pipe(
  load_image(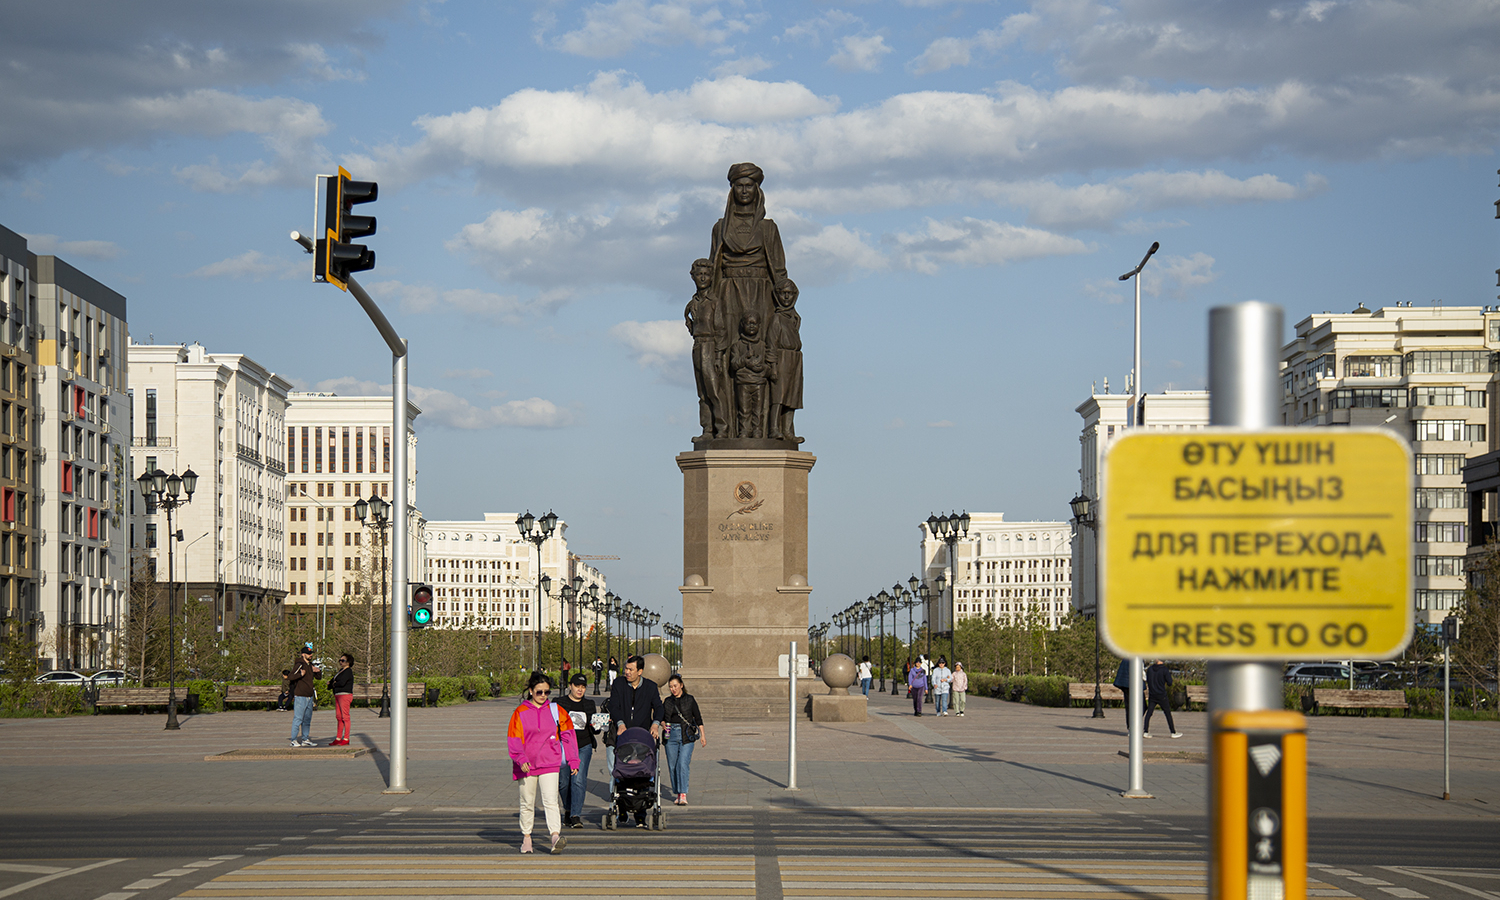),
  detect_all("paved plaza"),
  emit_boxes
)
[0,687,1496,900]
